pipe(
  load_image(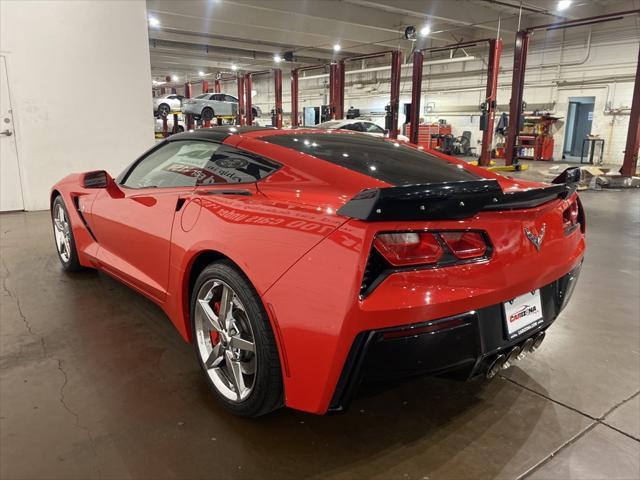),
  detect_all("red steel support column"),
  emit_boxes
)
[245,74,253,125]
[409,50,424,145]
[389,50,402,139]
[479,38,503,166]
[291,69,299,127]
[202,80,209,94]
[329,63,338,119]
[336,60,345,119]
[505,30,530,166]
[274,68,283,128]
[160,87,165,95]
[214,79,221,93]
[621,47,640,177]
[184,82,194,130]
[237,73,245,126]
